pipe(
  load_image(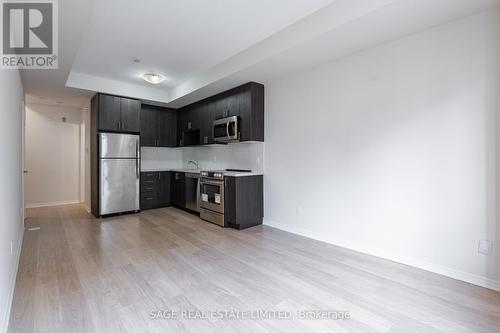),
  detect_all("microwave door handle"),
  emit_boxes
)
[226,122,230,140]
